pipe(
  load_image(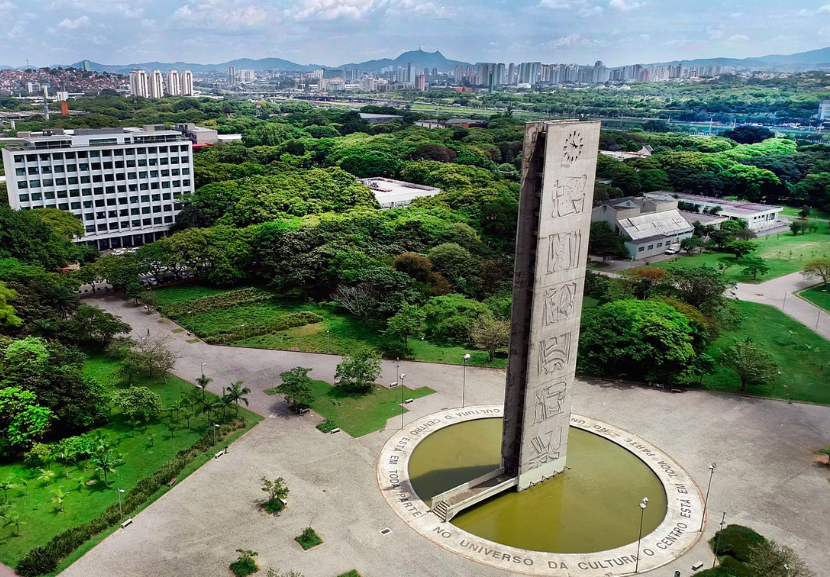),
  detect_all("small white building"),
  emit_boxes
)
[359,177,441,209]
[592,196,694,260]
[643,192,783,232]
[359,113,403,125]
